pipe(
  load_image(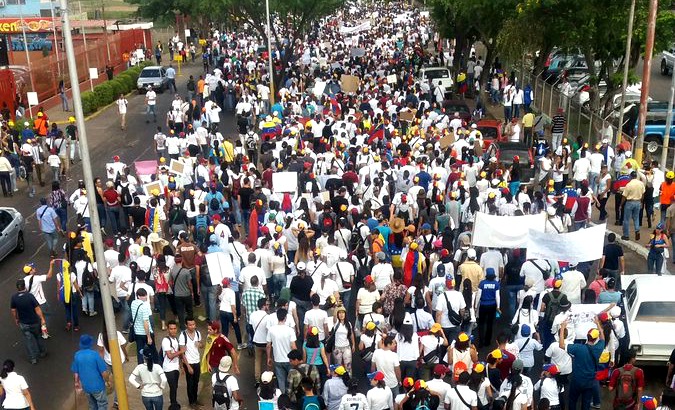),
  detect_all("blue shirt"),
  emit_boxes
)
[478,279,500,306]
[598,291,621,304]
[567,340,606,384]
[71,348,107,393]
[37,205,58,233]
